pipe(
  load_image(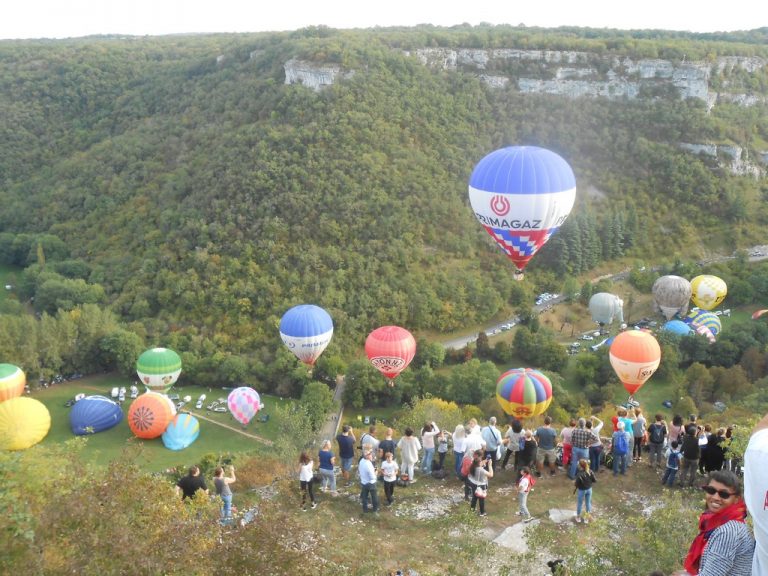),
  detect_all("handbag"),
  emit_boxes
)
[474,486,487,499]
